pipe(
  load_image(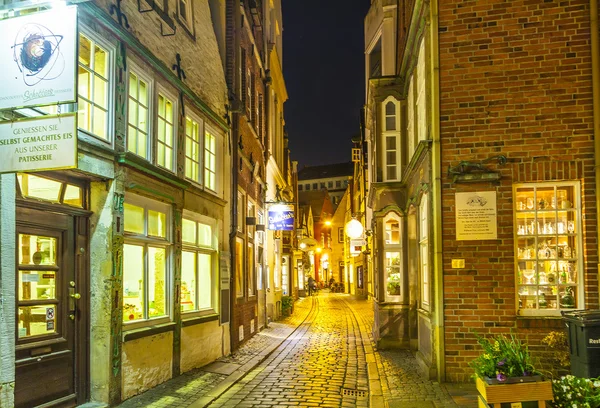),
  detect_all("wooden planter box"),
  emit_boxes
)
[476,376,553,408]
